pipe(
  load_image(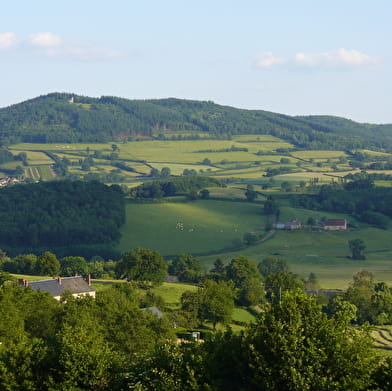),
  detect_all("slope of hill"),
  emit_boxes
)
[0,92,392,150]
